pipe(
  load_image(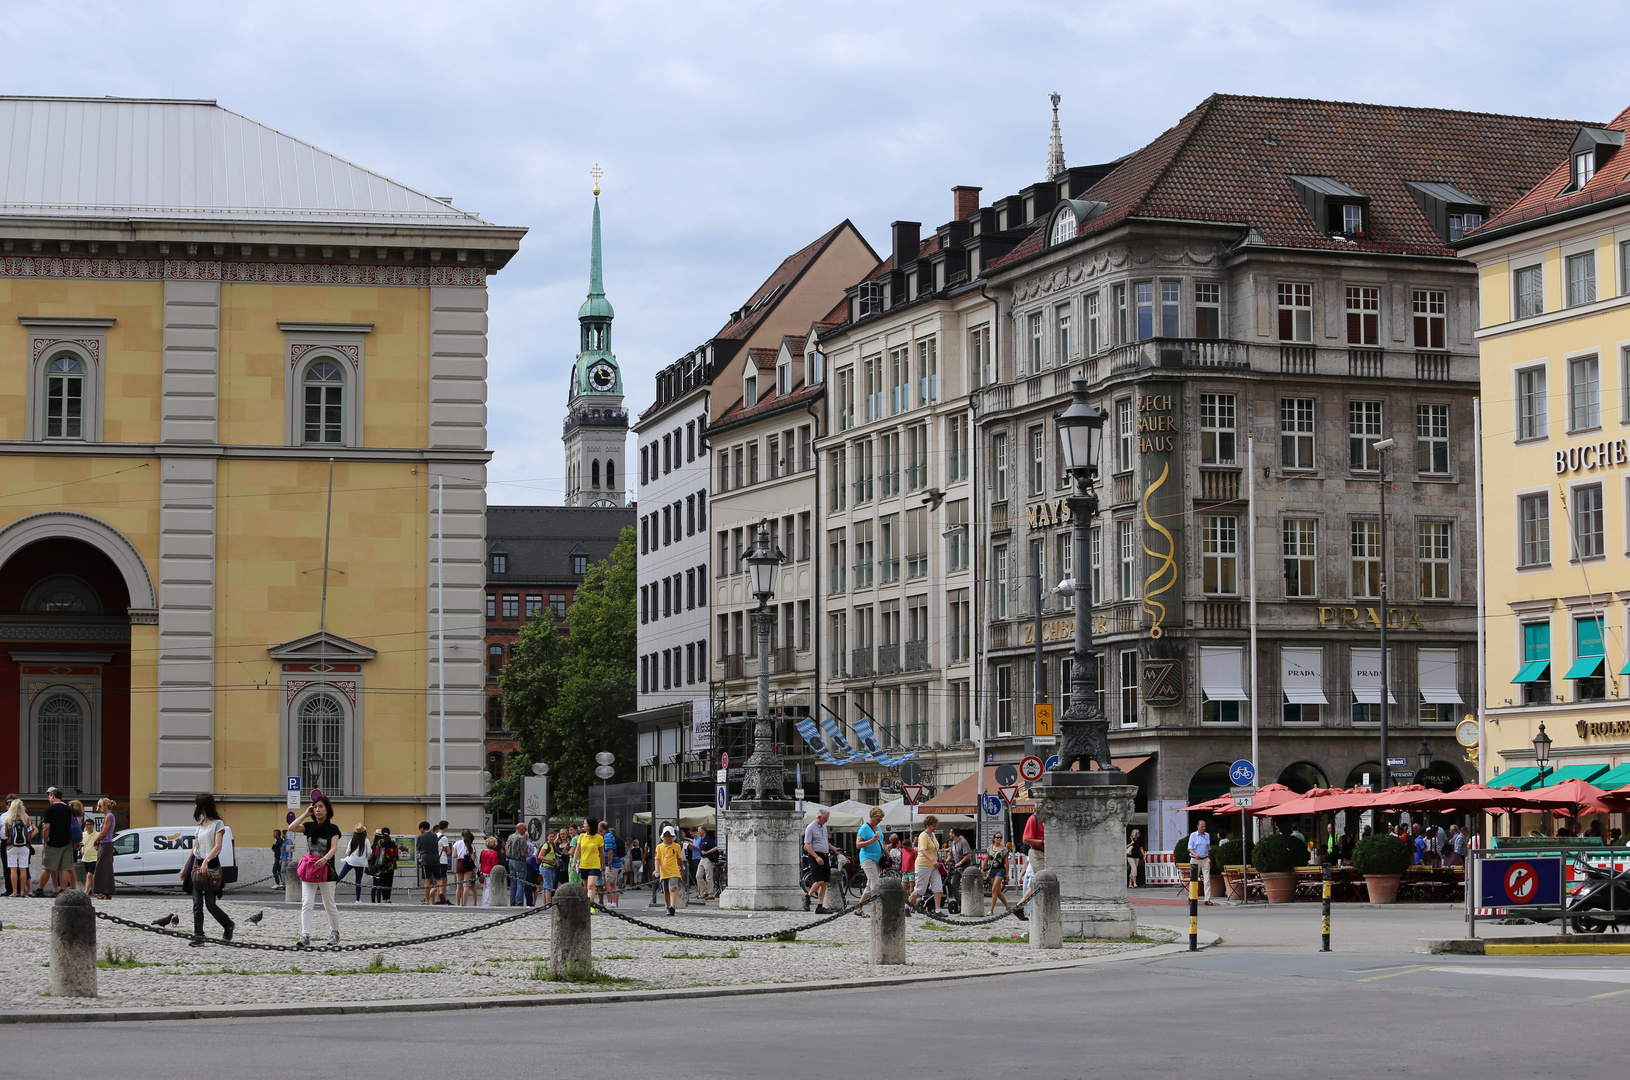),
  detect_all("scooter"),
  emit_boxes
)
[1567,860,1630,933]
